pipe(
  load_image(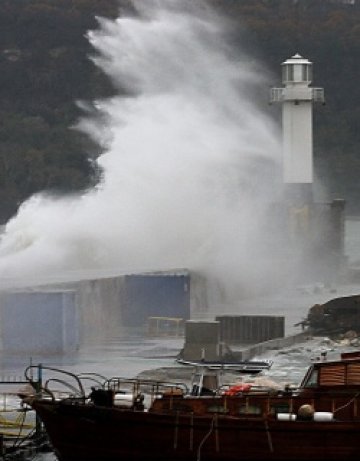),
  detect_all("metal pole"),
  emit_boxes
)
[35,364,43,439]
